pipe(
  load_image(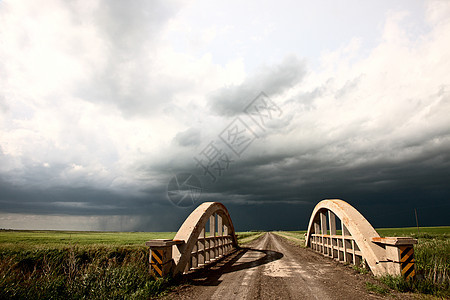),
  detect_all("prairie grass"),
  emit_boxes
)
[376,227,449,297]
[375,226,449,239]
[378,237,449,298]
[365,281,389,295]
[0,230,176,250]
[0,230,260,299]
[0,244,172,299]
